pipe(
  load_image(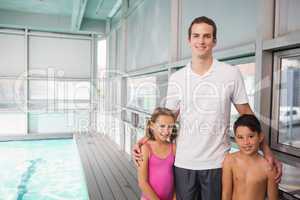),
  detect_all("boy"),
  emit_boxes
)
[222,114,278,200]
